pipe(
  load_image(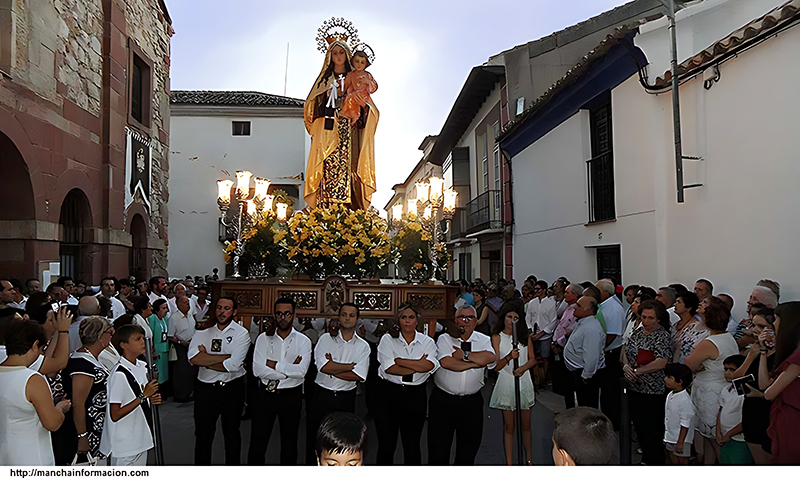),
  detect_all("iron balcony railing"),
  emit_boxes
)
[447,207,468,241]
[587,151,616,223]
[466,190,502,235]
